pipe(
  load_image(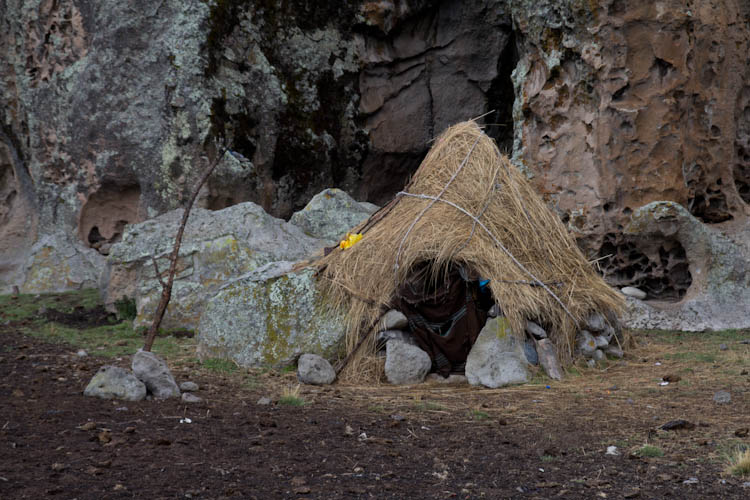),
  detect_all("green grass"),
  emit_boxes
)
[636,445,664,458]
[201,358,239,374]
[414,400,446,411]
[541,455,555,462]
[662,352,717,363]
[278,395,305,406]
[1,289,194,360]
[0,289,100,321]
[470,409,490,420]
